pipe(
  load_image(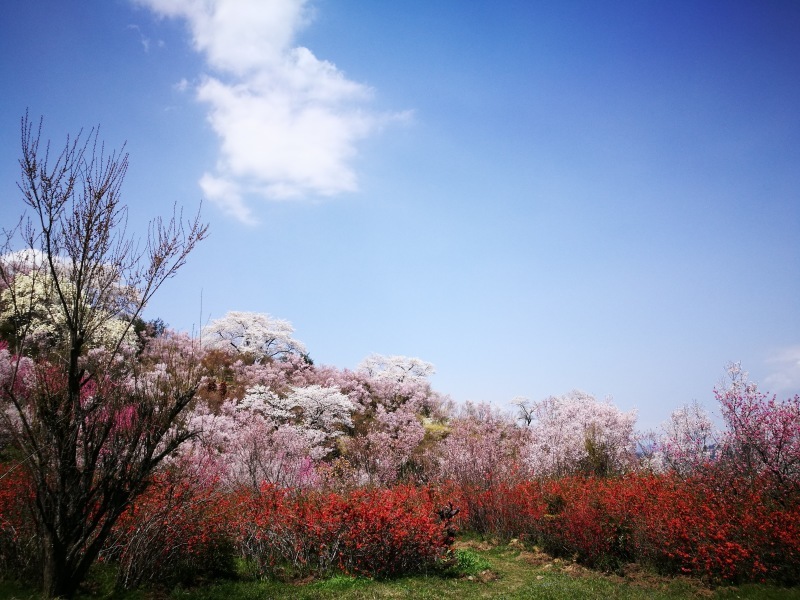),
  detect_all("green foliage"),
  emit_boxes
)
[448,548,491,576]
[578,424,615,477]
